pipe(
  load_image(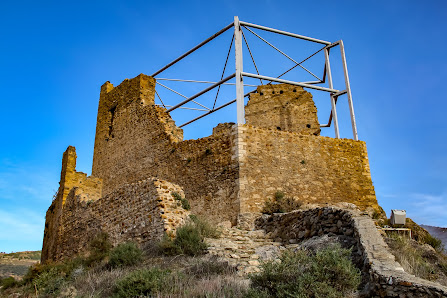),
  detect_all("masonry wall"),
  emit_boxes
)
[245,84,320,136]
[43,74,381,262]
[49,178,189,261]
[91,74,240,225]
[236,125,379,214]
[42,147,102,263]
